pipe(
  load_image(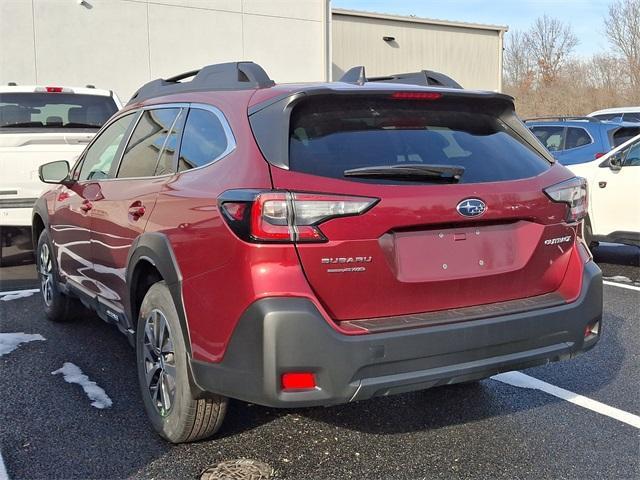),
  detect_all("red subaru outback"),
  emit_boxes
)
[33,62,602,443]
